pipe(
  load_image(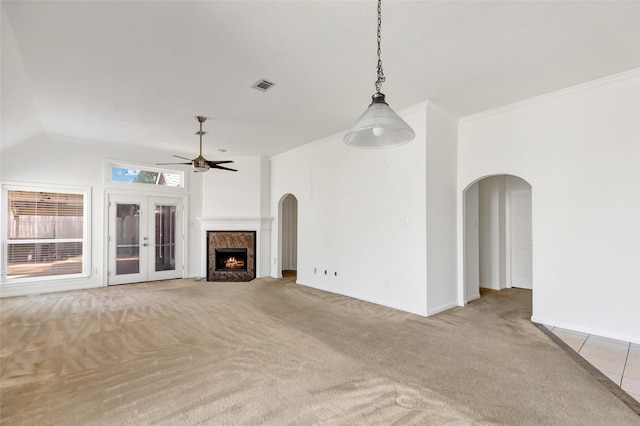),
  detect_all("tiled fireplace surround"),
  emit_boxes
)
[197,218,271,282]
[207,231,256,281]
